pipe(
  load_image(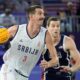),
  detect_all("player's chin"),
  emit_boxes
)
[54,32,59,36]
[39,22,43,26]
[52,33,57,37]
[40,20,44,23]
